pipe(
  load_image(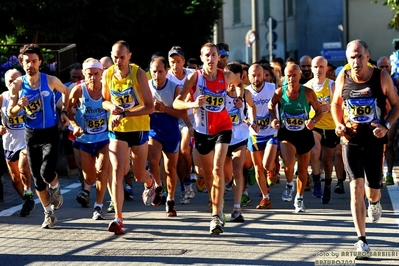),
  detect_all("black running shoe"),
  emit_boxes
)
[151,186,163,206]
[334,181,345,194]
[20,193,35,217]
